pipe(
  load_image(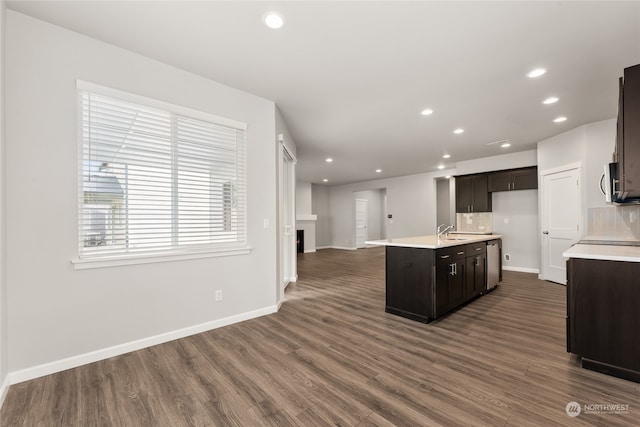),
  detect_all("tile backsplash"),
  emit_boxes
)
[456,212,493,233]
[585,206,640,242]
